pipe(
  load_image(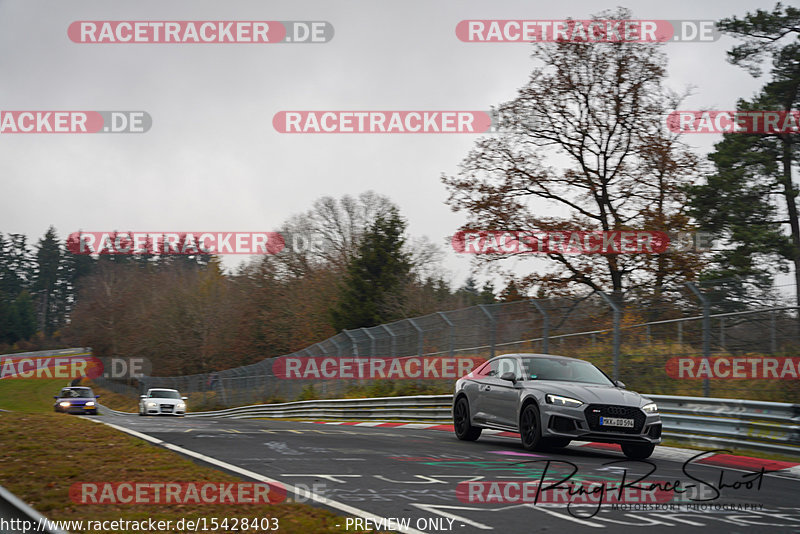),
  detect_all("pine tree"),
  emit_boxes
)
[330,207,412,330]
[33,226,63,336]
